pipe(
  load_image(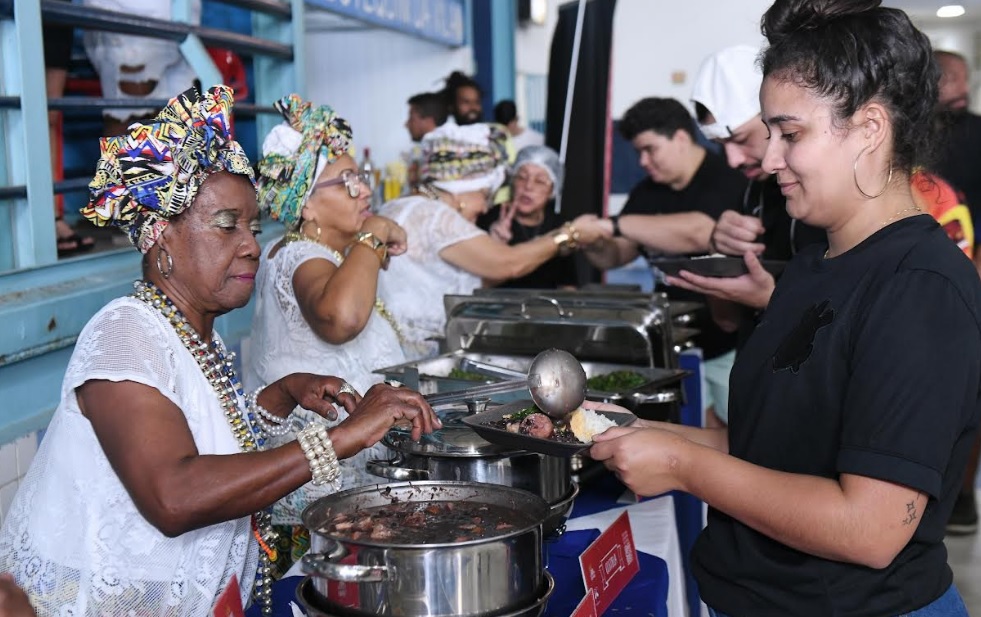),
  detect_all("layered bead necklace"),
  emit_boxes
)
[133,280,277,616]
[283,234,405,344]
